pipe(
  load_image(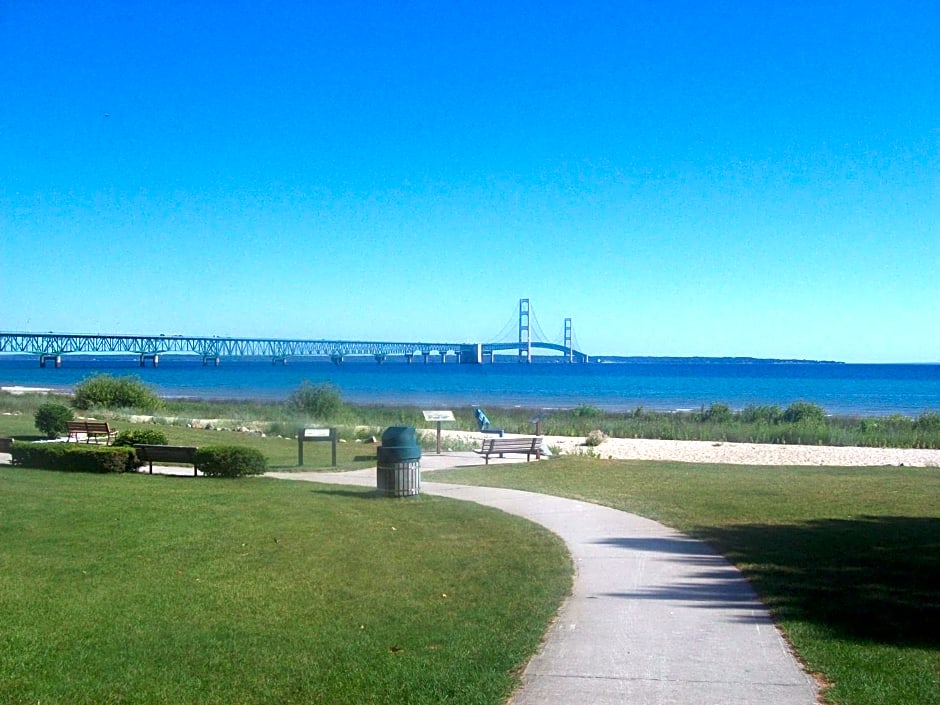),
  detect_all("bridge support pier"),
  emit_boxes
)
[203,356,221,366]
[39,355,62,368]
[422,352,430,364]
[140,354,159,367]
[459,344,483,364]
[405,354,414,364]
